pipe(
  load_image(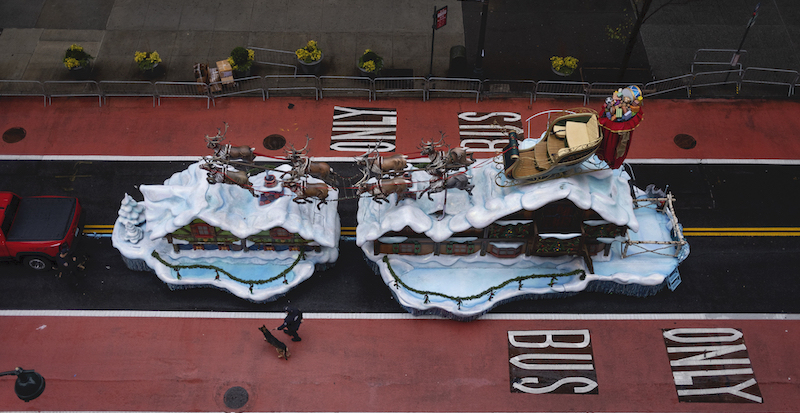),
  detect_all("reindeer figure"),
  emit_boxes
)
[283,178,329,209]
[284,135,337,185]
[354,151,408,176]
[355,170,414,205]
[419,133,475,175]
[205,122,255,163]
[200,162,255,196]
[420,173,474,201]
